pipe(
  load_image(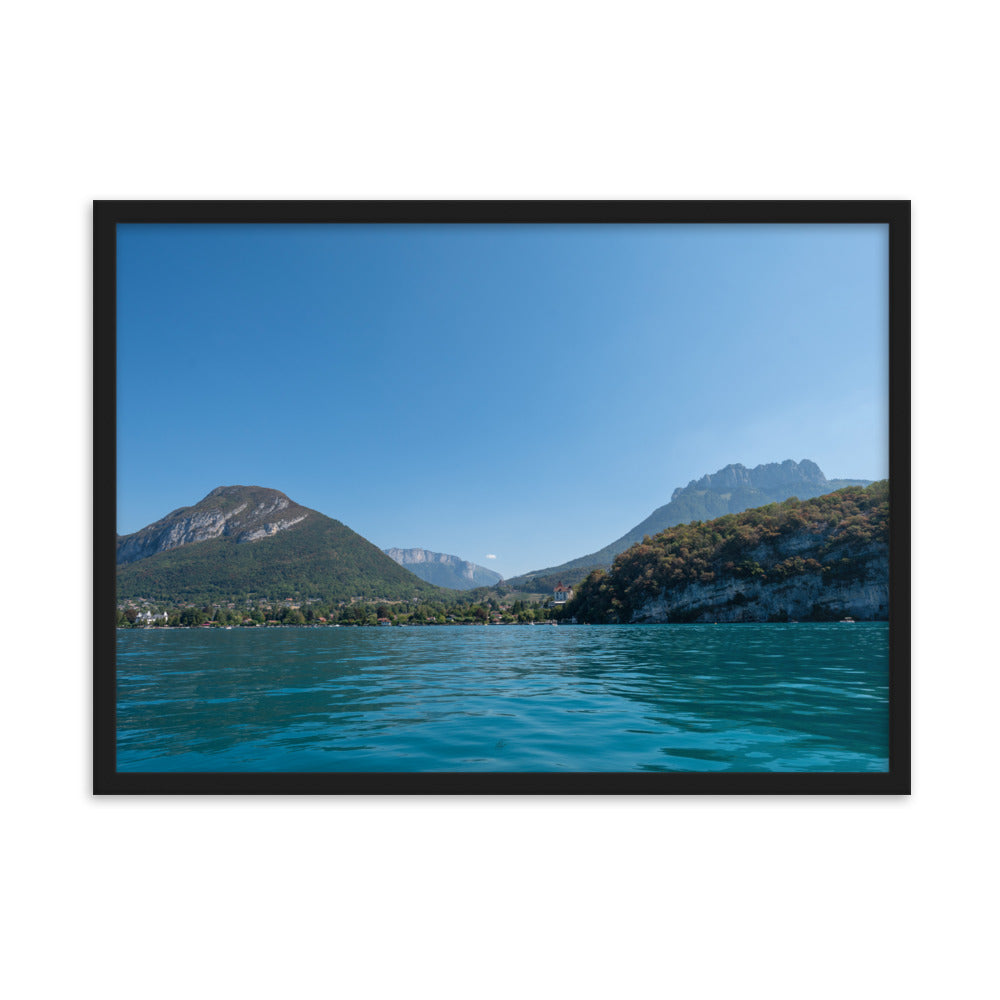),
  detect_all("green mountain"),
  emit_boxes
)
[507,459,871,592]
[116,485,451,604]
[564,482,889,624]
